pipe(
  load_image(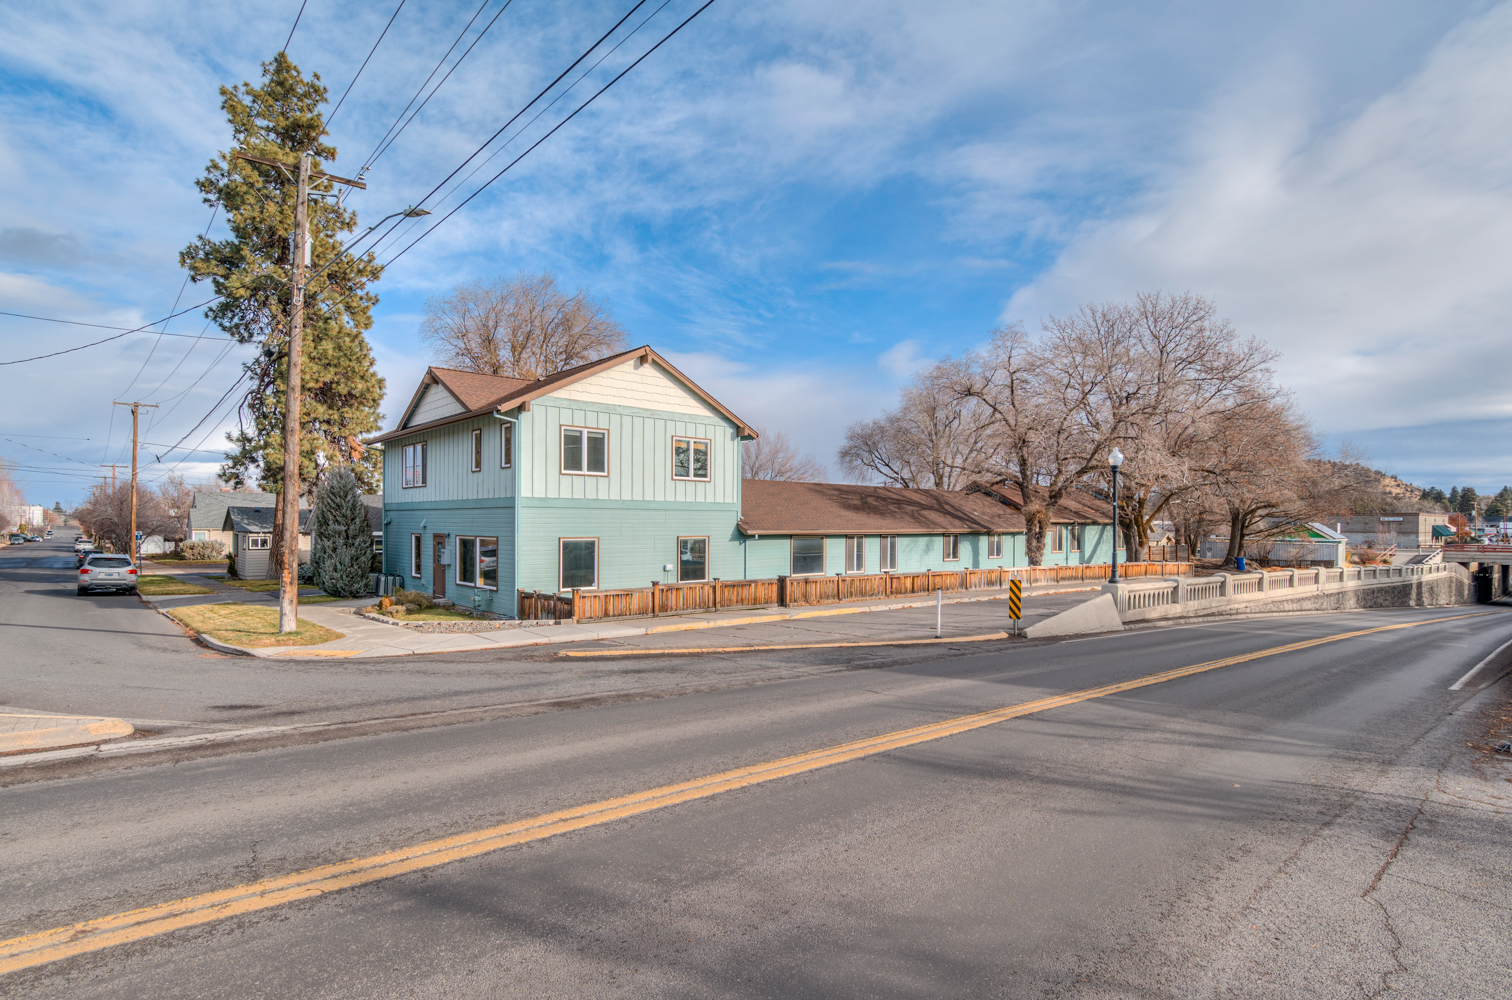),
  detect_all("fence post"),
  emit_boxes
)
[651,580,659,617]
[571,588,581,622]
[777,575,788,607]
